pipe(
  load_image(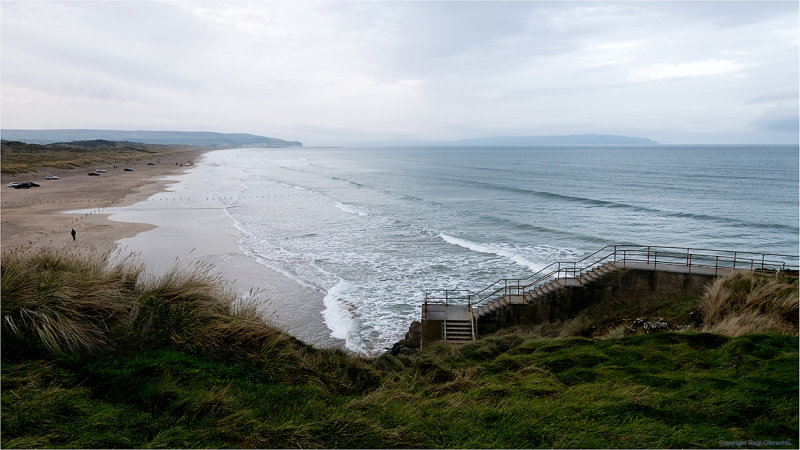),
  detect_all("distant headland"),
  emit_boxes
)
[0,129,302,148]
